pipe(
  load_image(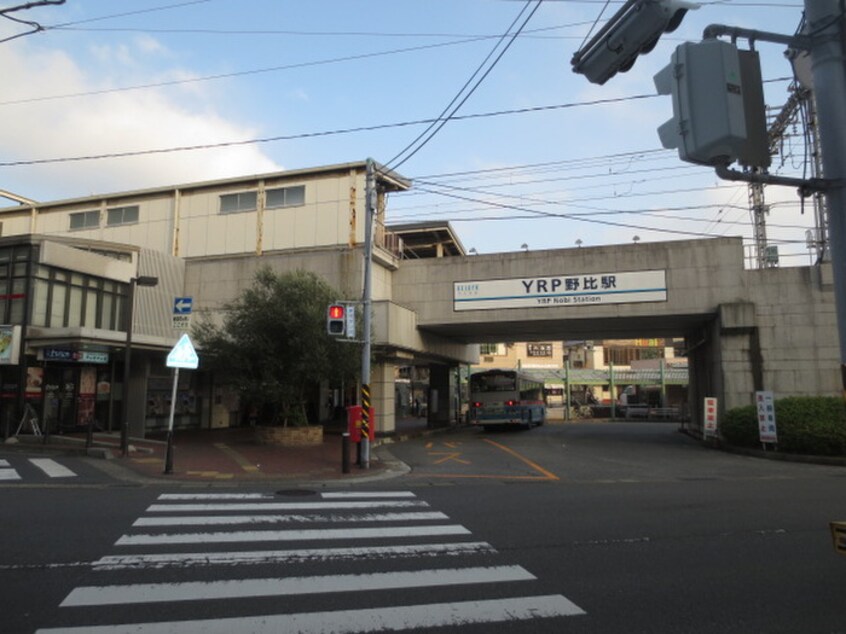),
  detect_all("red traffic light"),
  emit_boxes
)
[327,303,346,336]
